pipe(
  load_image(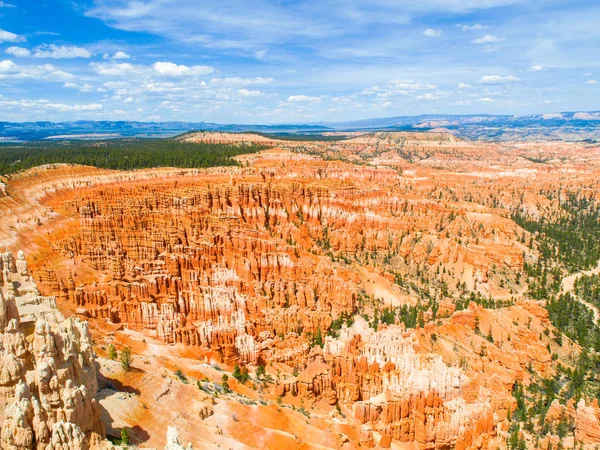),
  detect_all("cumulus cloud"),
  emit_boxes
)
[471,34,504,44]
[91,62,138,76]
[0,59,75,81]
[0,28,25,43]
[459,24,488,31]
[0,59,17,73]
[423,28,441,37]
[112,51,131,60]
[153,61,214,77]
[480,74,519,83]
[8,45,92,59]
[103,51,131,60]
[238,88,262,97]
[287,95,321,103]
[63,82,94,92]
[362,79,437,102]
[40,64,75,81]
[529,65,543,72]
[0,1,16,7]
[586,79,598,85]
[5,46,31,57]
[33,44,92,59]
[457,82,471,89]
[478,97,494,103]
